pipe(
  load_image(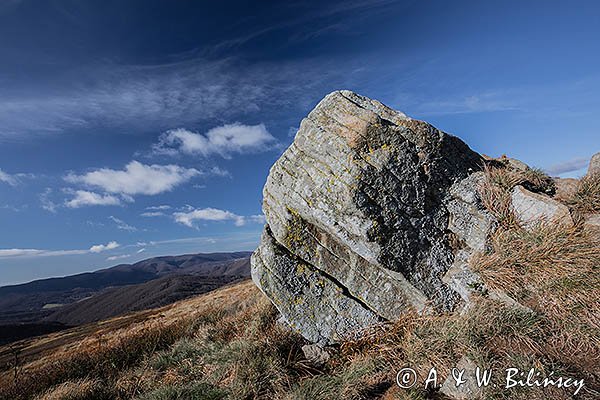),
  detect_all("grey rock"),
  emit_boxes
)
[511,185,573,229]
[251,228,380,345]
[252,90,496,344]
[440,356,484,400]
[588,152,600,177]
